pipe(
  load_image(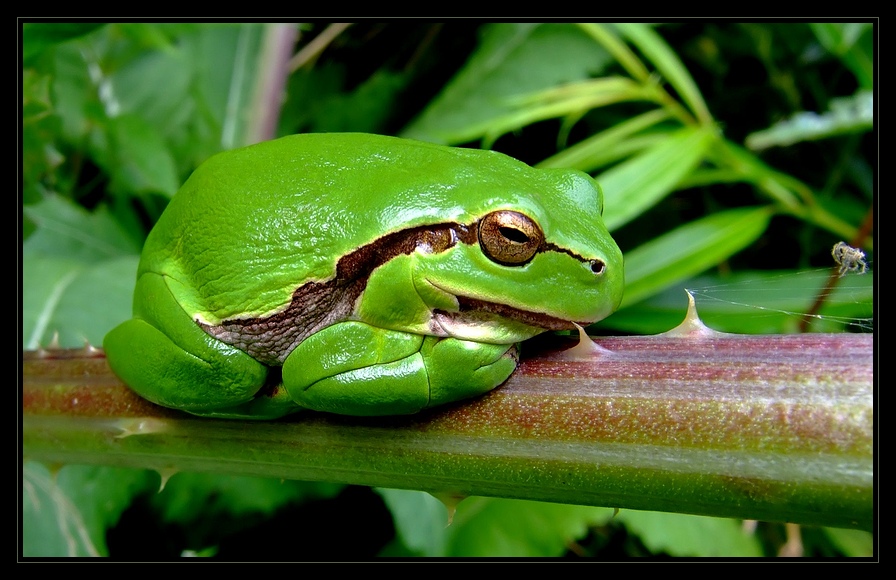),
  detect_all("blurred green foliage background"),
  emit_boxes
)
[22,21,874,558]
